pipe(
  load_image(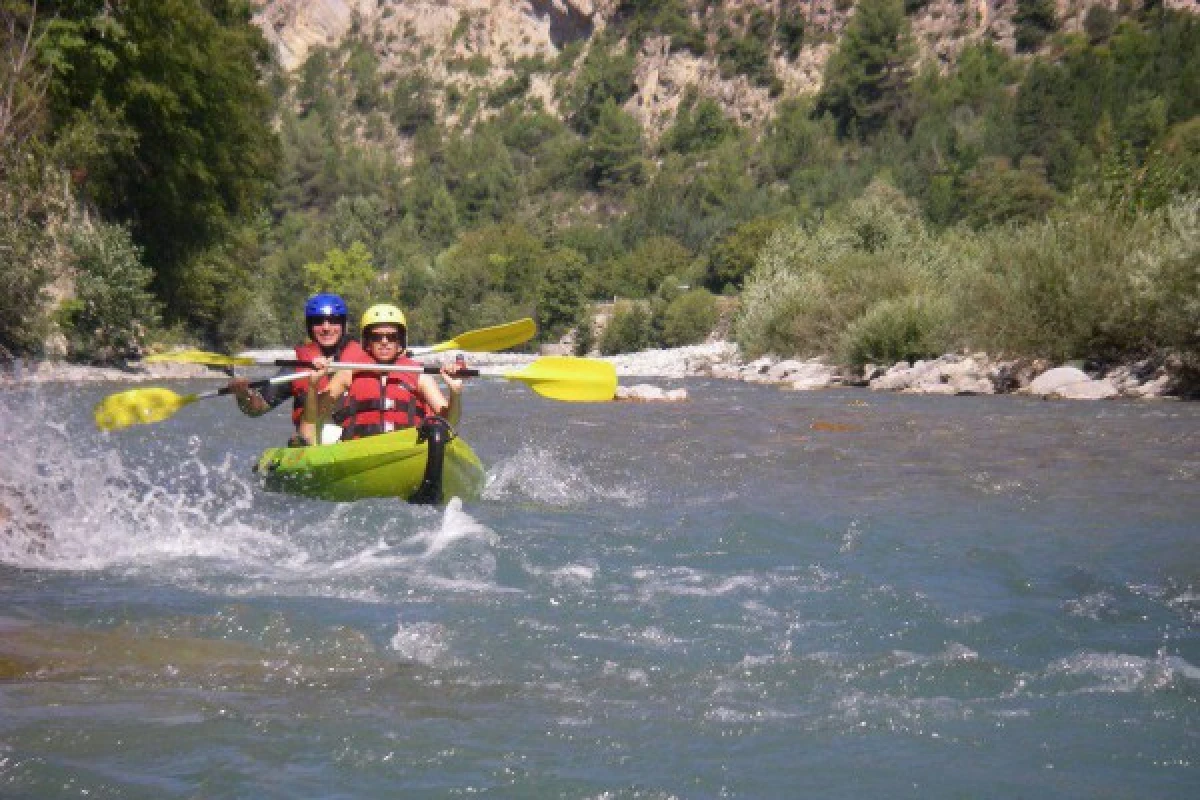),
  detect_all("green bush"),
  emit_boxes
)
[599,301,652,355]
[955,200,1198,362]
[62,221,160,362]
[661,289,718,347]
[837,294,949,367]
[735,180,950,358]
[0,163,60,357]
